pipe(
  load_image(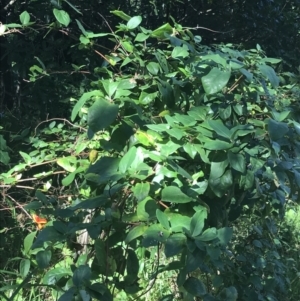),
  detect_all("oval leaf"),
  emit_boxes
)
[201,68,231,95]
[190,208,207,237]
[162,186,192,204]
[125,225,148,244]
[73,265,91,287]
[258,64,279,88]
[36,250,52,269]
[127,16,142,30]
[88,98,118,132]
[53,9,71,27]
[20,11,30,25]
[183,277,207,297]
